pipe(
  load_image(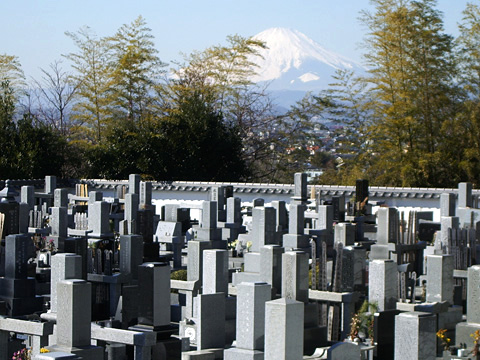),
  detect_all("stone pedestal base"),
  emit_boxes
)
[224,347,264,360]
[46,345,103,360]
